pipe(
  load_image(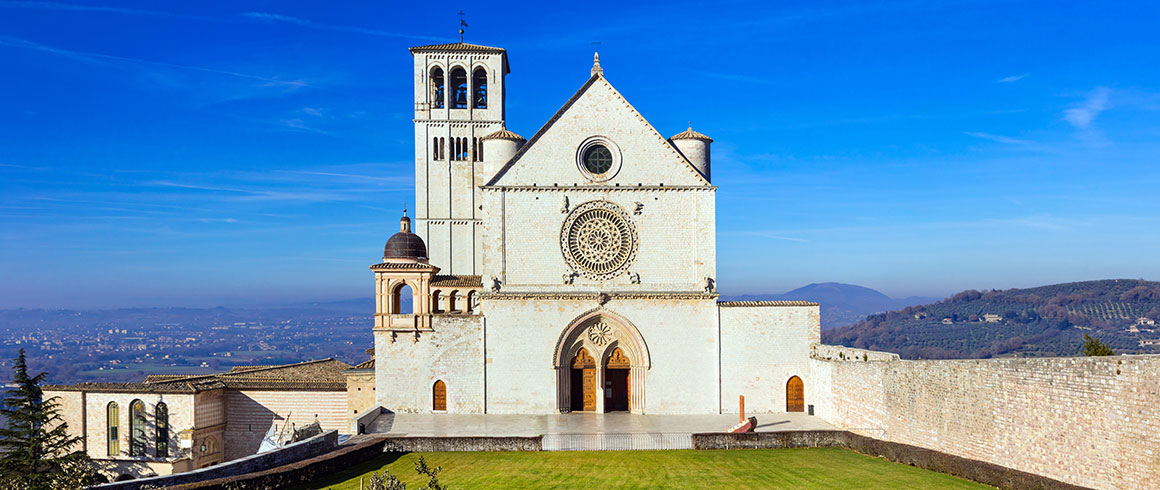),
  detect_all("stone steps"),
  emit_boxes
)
[541,432,693,451]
